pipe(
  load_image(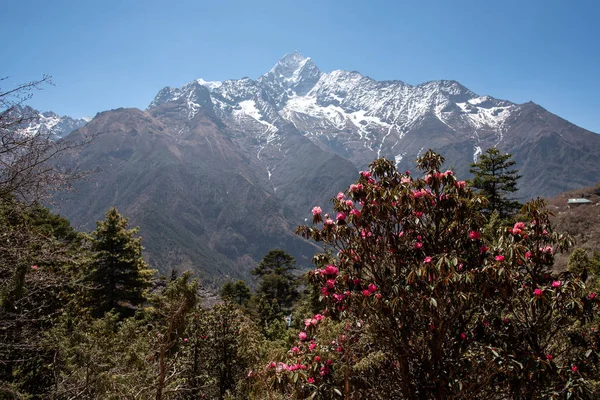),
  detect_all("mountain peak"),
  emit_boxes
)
[260,51,322,100]
[275,50,310,69]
